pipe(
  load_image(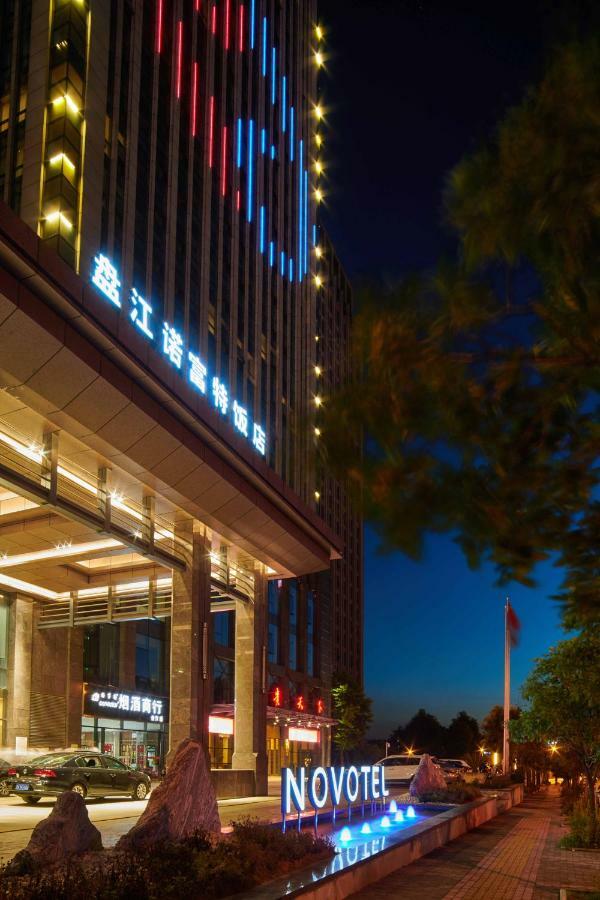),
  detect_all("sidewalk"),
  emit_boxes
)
[351,786,600,899]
